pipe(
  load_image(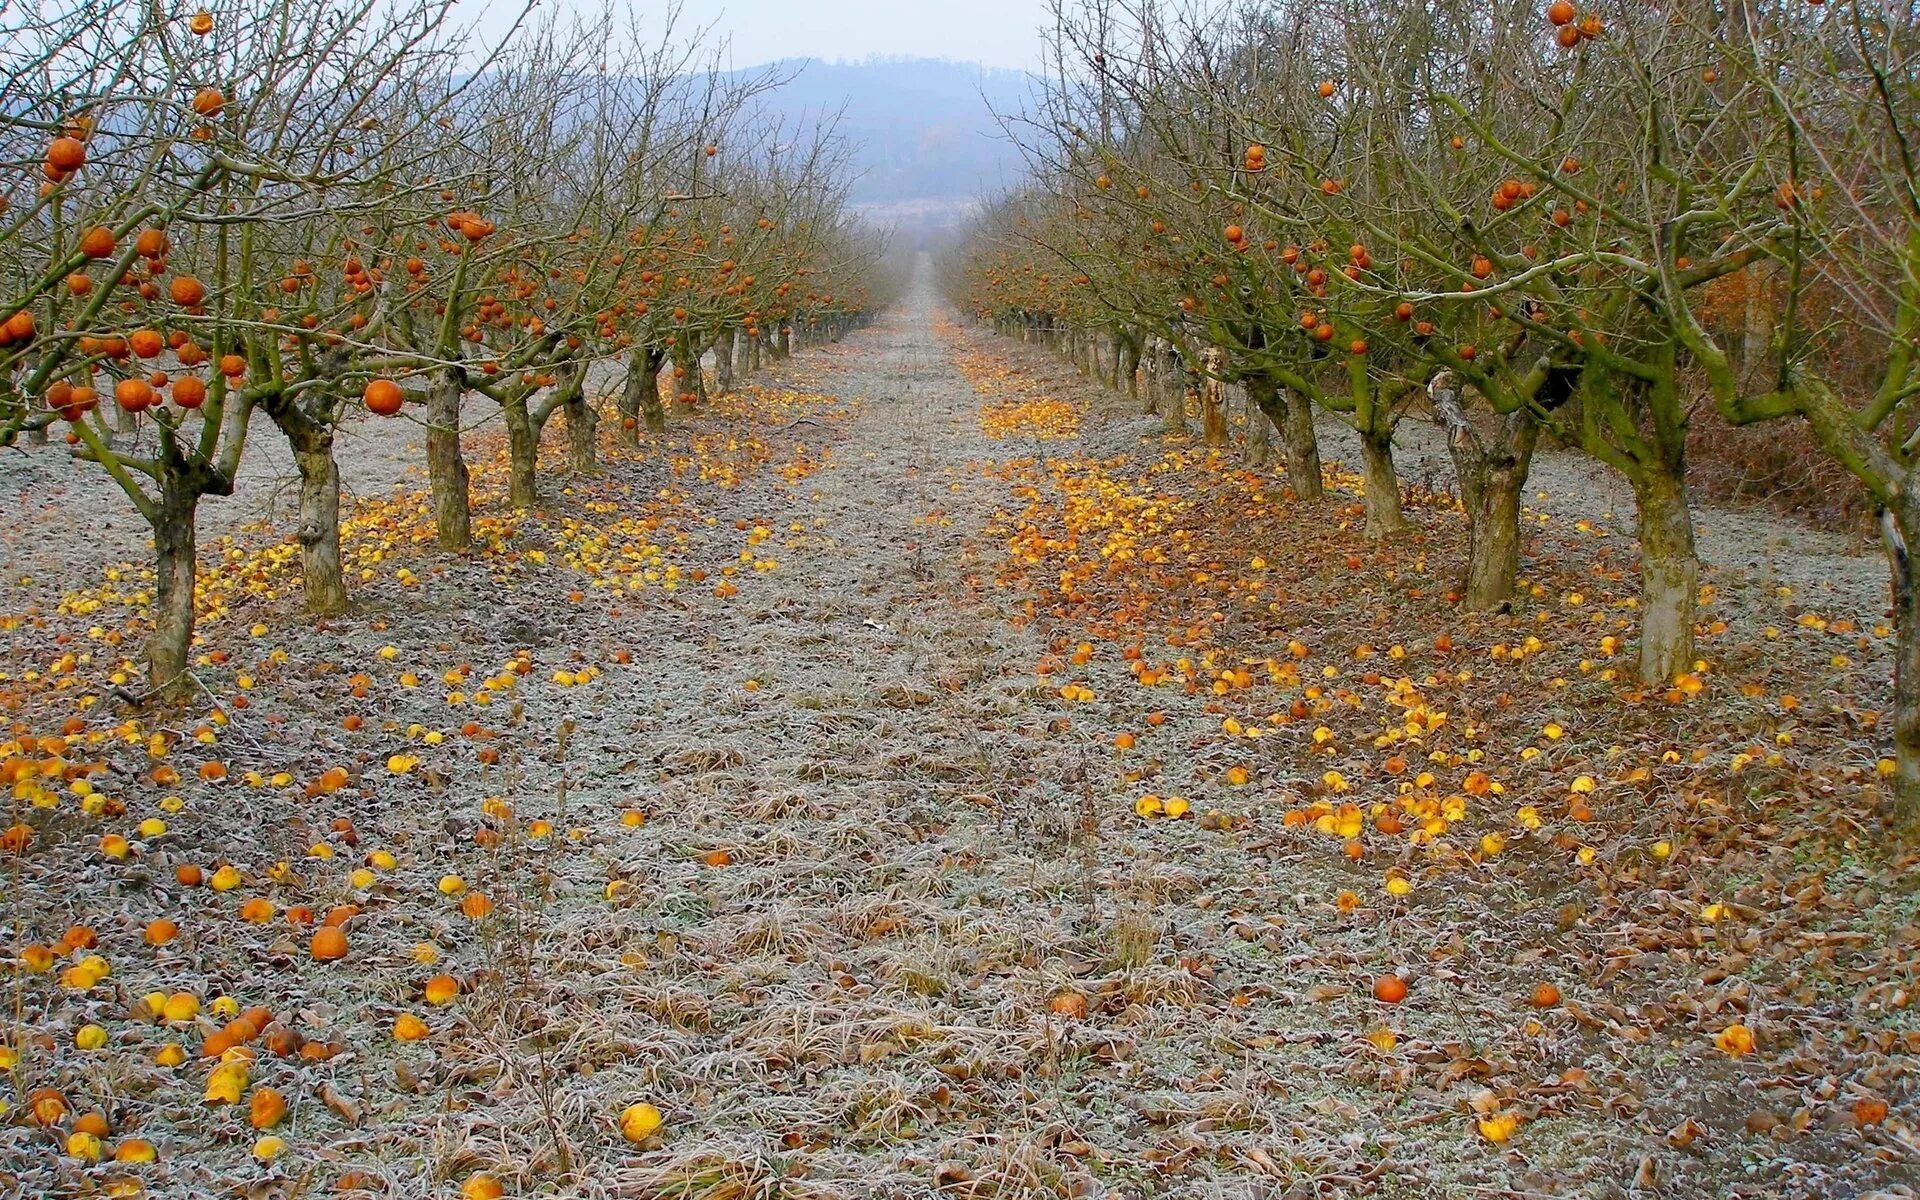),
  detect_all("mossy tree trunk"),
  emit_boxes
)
[1358,424,1409,539]
[1246,369,1322,500]
[620,345,666,440]
[427,369,471,552]
[1432,377,1536,611]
